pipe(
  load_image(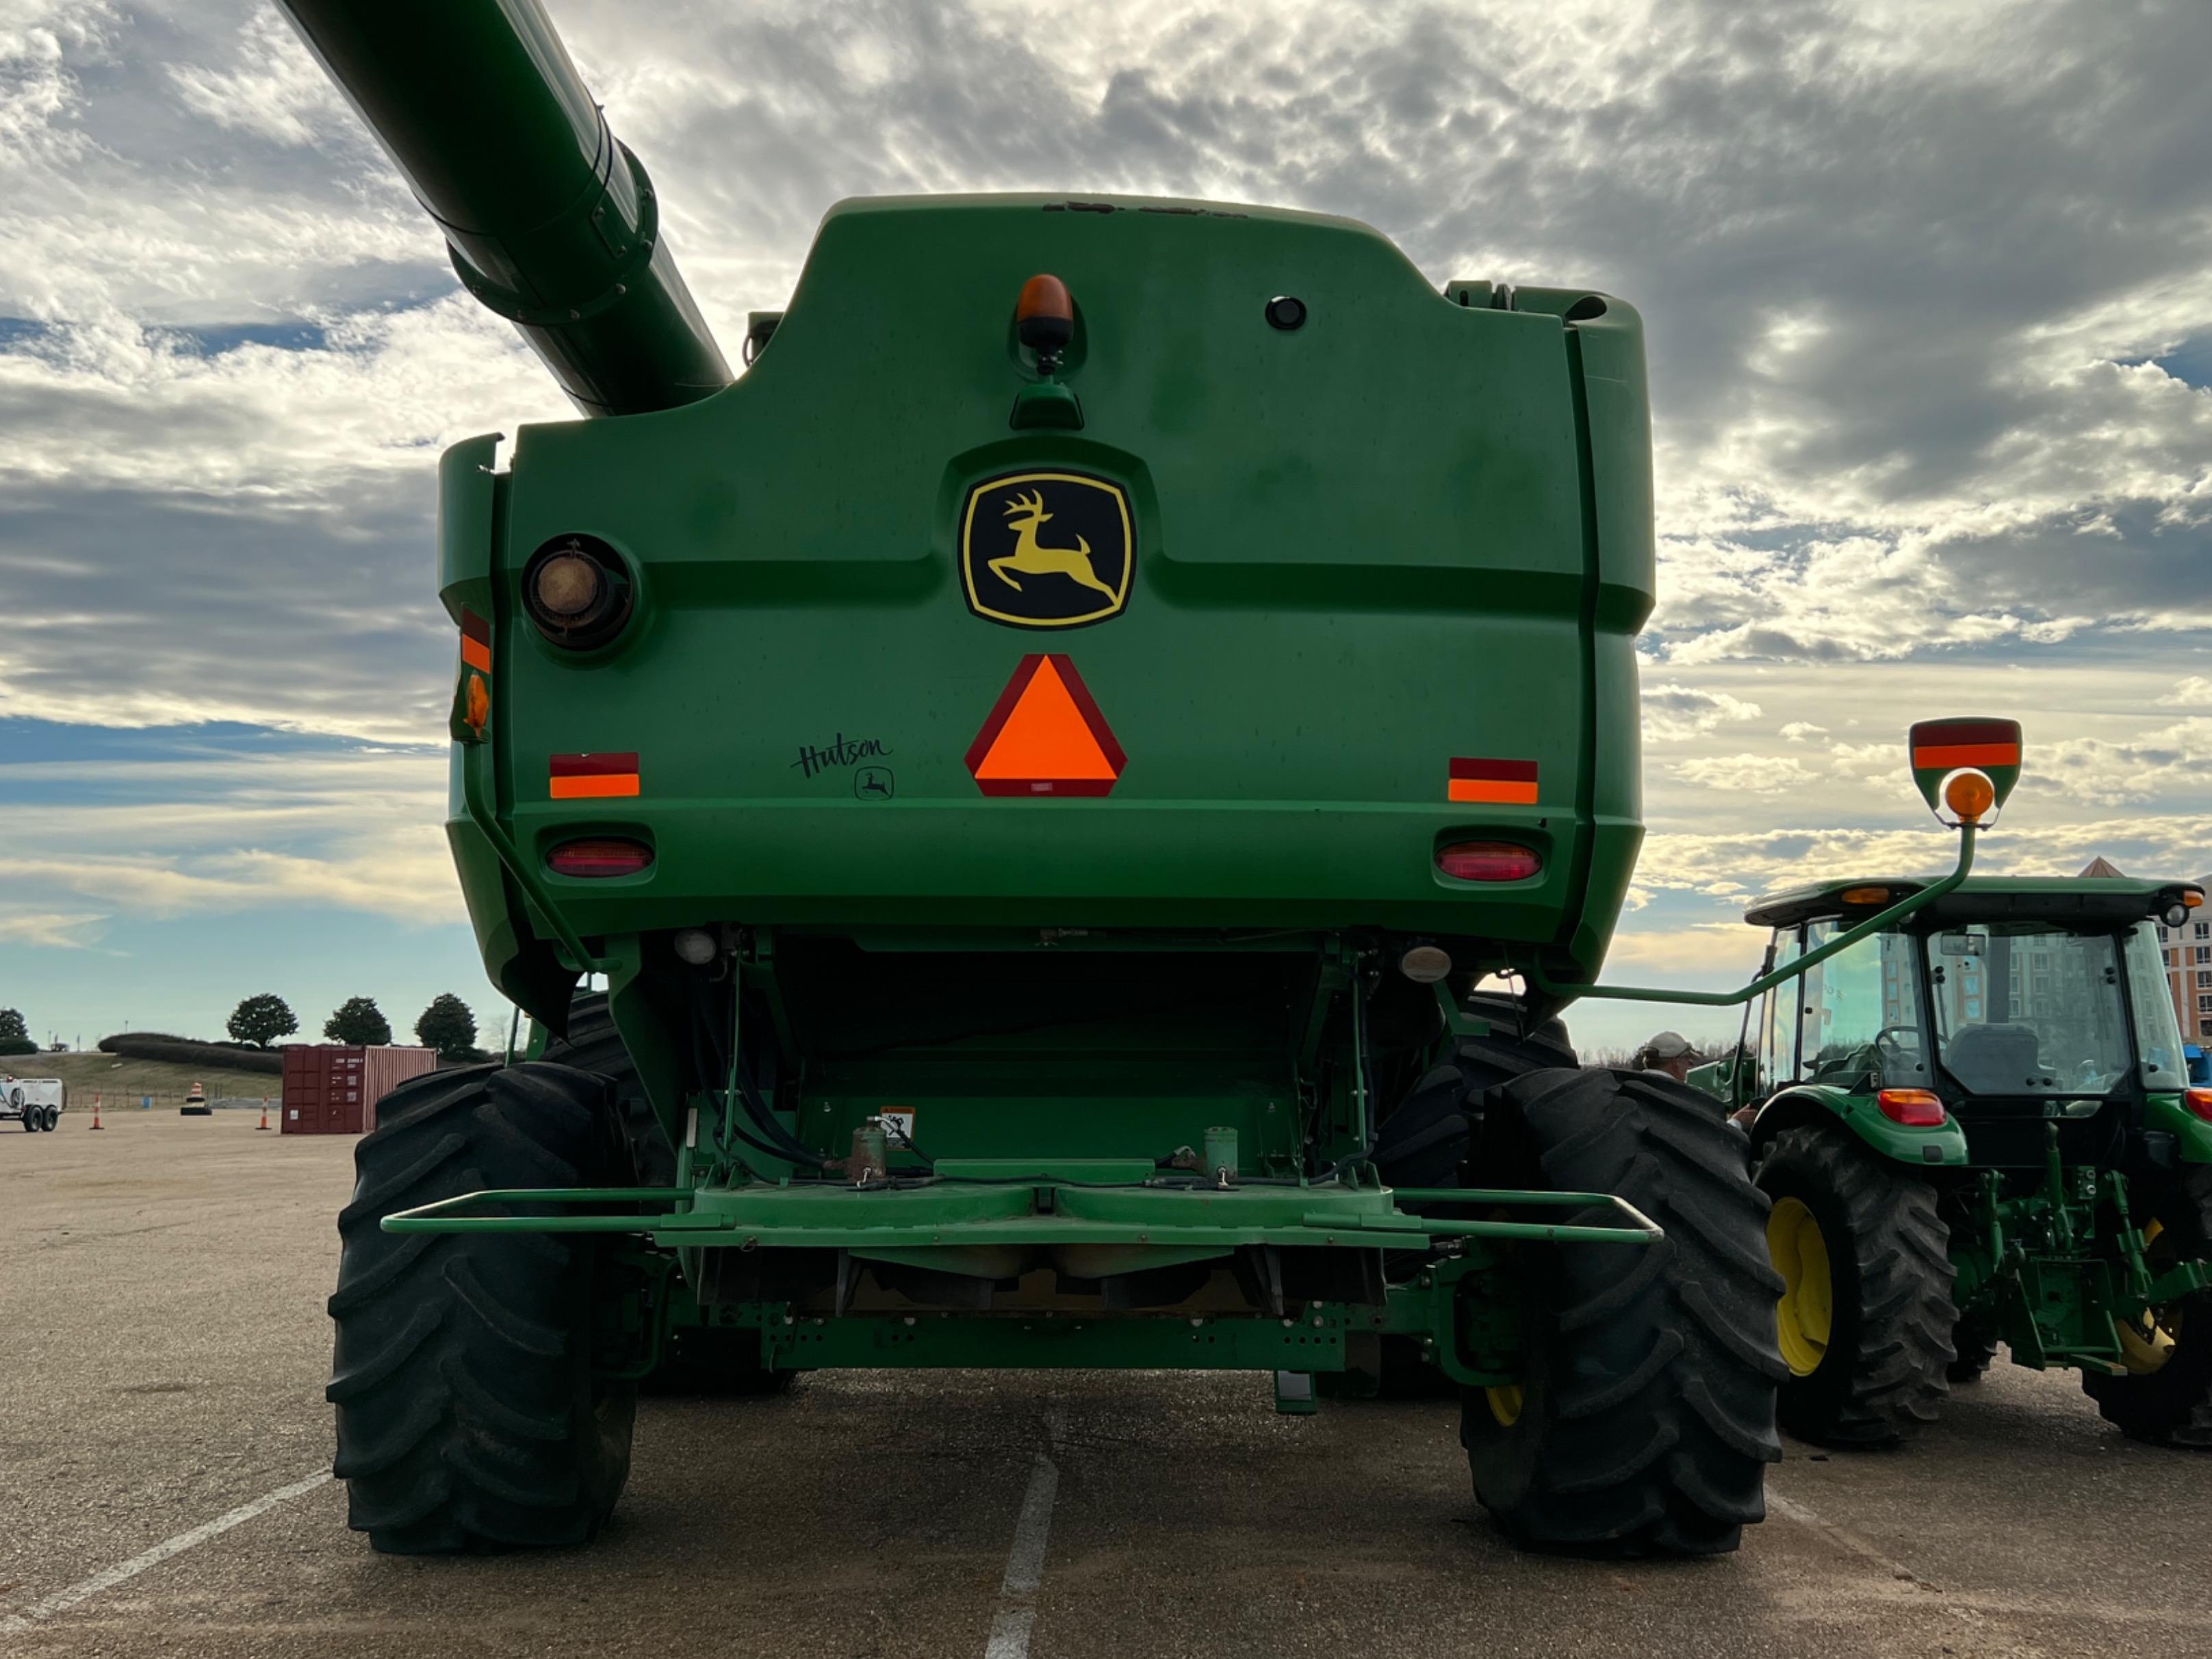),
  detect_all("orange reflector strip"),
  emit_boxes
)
[1448,778,1539,804]
[550,752,641,799]
[460,608,492,672]
[550,773,640,799]
[1448,757,1538,805]
[967,656,1124,797]
[1912,742,2019,770]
